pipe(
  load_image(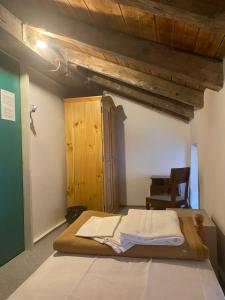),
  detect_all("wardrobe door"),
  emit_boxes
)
[64,98,104,211]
